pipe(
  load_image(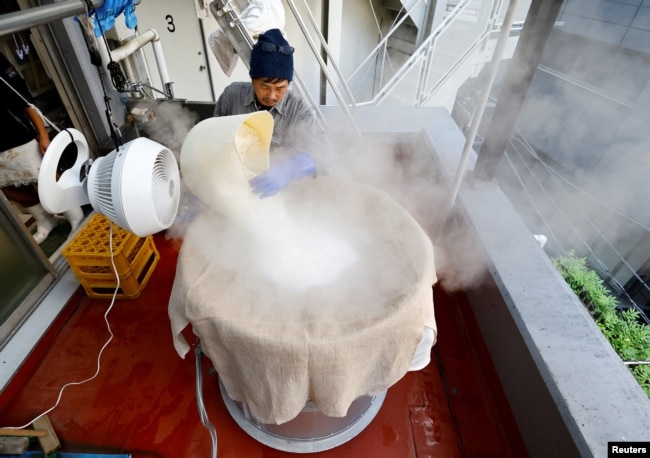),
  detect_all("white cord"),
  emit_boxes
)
[0,75,61,133]
[1,222,120,430]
